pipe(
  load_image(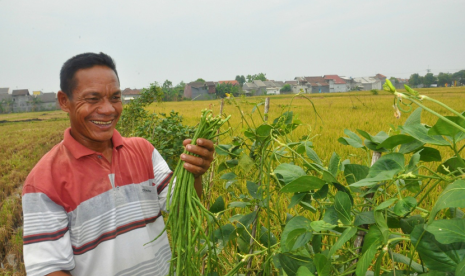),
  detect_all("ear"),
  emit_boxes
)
[57,90,71,113]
